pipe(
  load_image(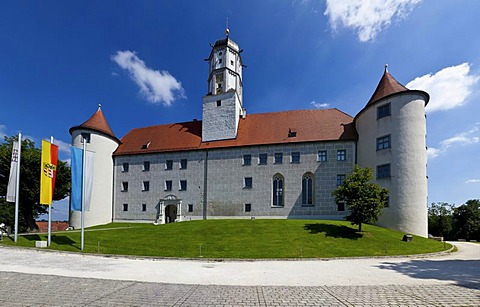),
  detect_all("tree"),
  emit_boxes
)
[331,165,389,232]
[452,199,480,241]
[0,136,70,231]
[428,202,453,239]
